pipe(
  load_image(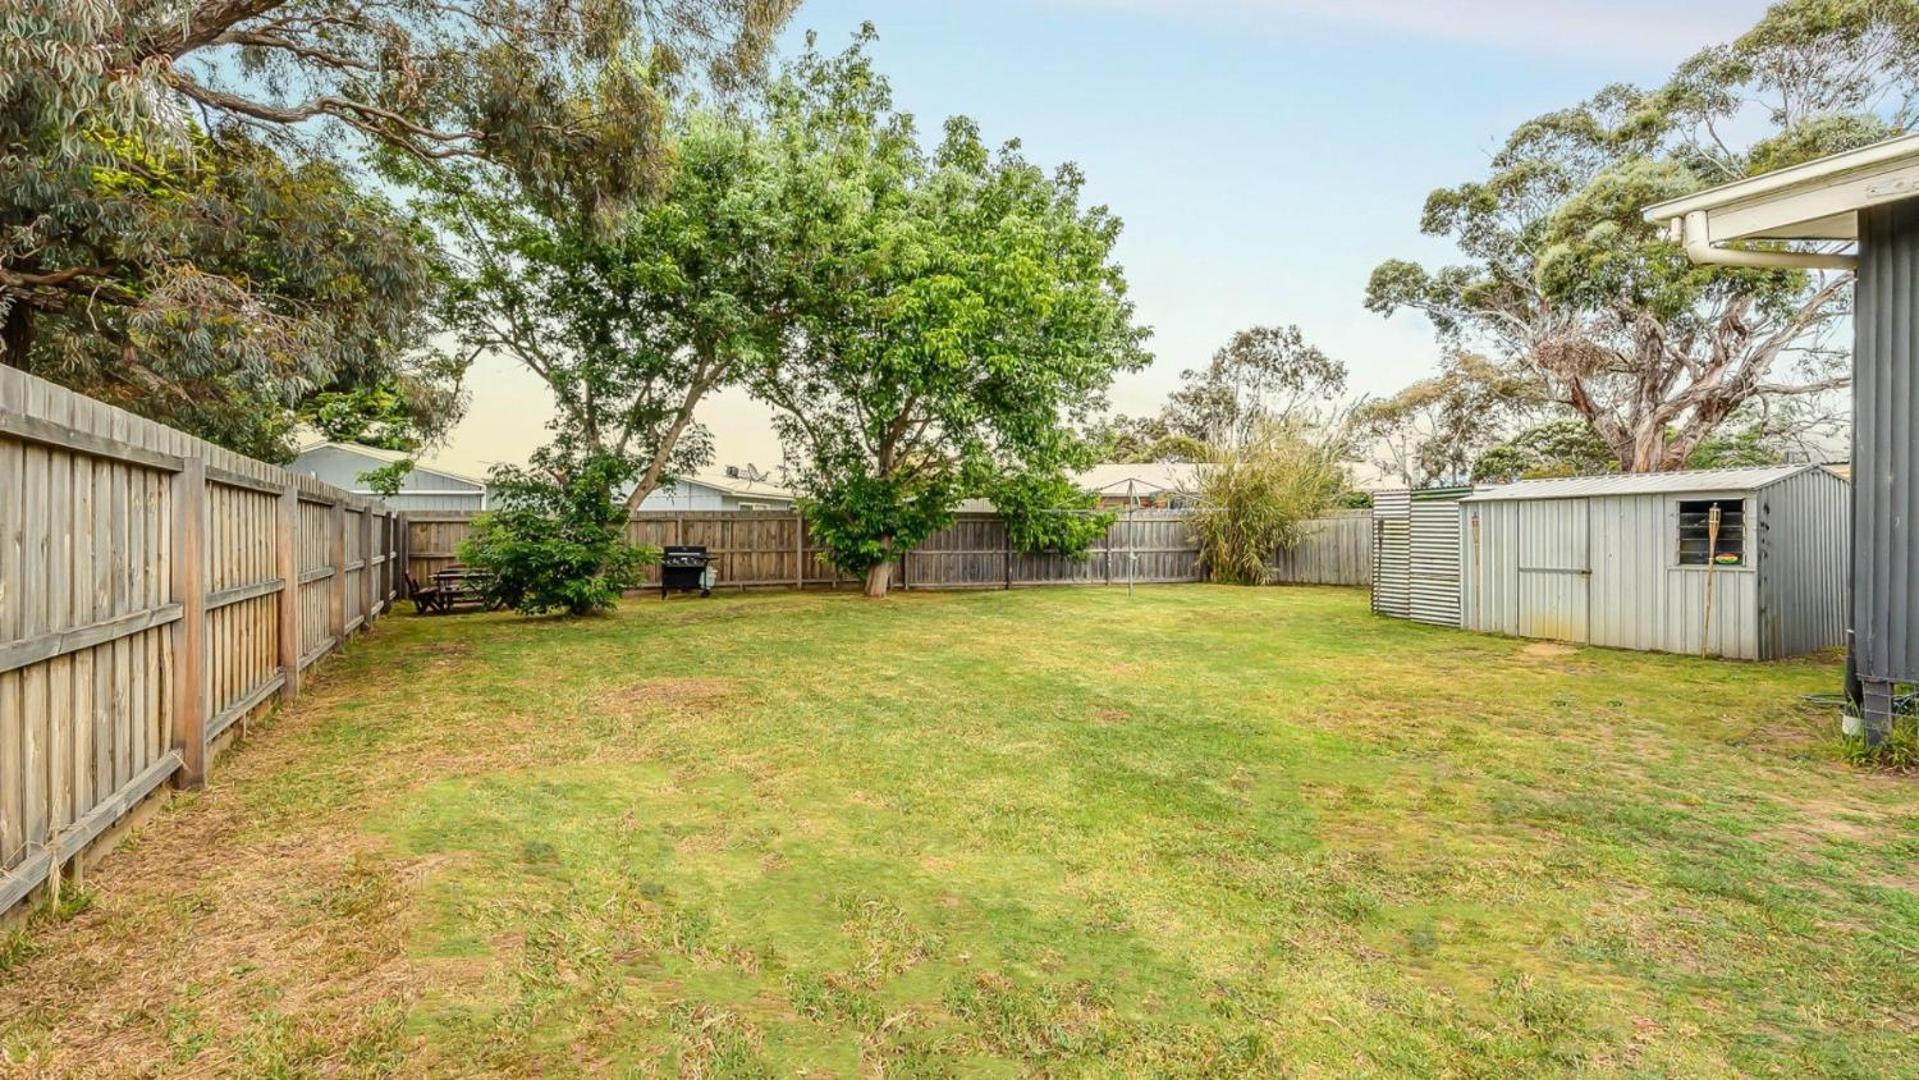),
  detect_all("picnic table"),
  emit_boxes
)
[409,565,502,614]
